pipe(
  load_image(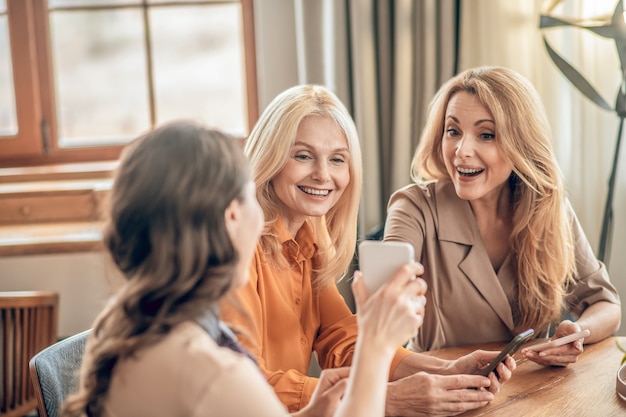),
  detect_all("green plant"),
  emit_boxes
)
[617,339,626,365]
